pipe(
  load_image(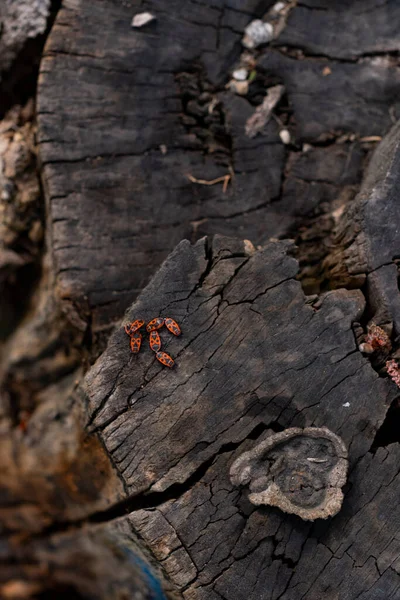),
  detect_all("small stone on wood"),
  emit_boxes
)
[279,129,291,145]
[271,1,286,12]
[242,20,273,49]
[232,68,248,81]
[230,427,348,521]
[131,12,156,28]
